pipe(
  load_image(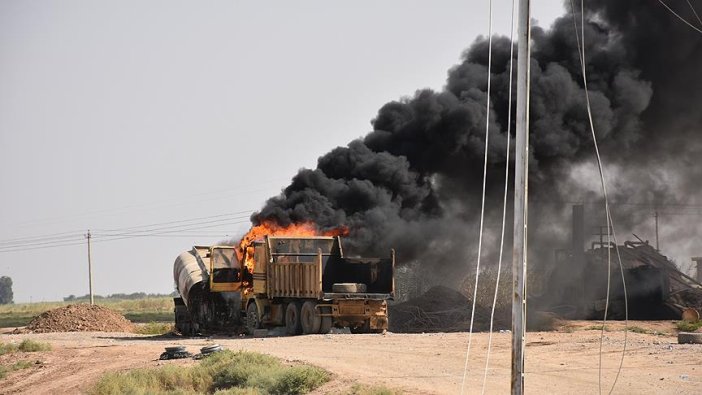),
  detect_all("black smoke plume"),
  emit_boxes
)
[252,1,702,286]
